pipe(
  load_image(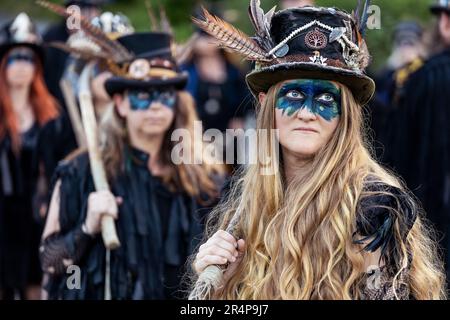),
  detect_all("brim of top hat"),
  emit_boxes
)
[0,43,45,65]
[430,5,450,14]
[104,73,189,97]
[246,62,376,106]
